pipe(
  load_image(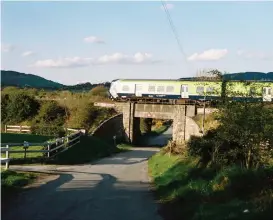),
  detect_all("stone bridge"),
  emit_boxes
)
[93,102,202,145]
